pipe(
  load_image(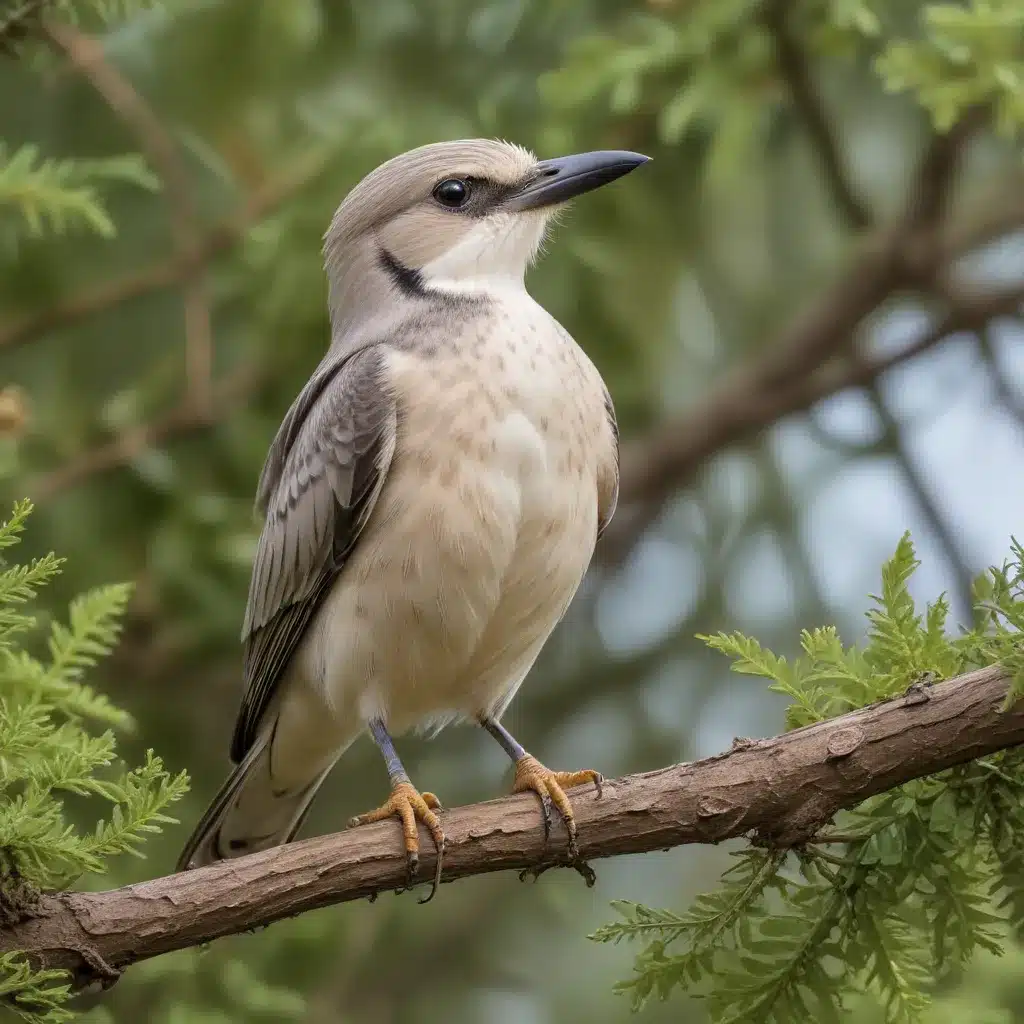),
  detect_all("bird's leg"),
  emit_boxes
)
[480,716,602,861]
[348,718,446,903]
